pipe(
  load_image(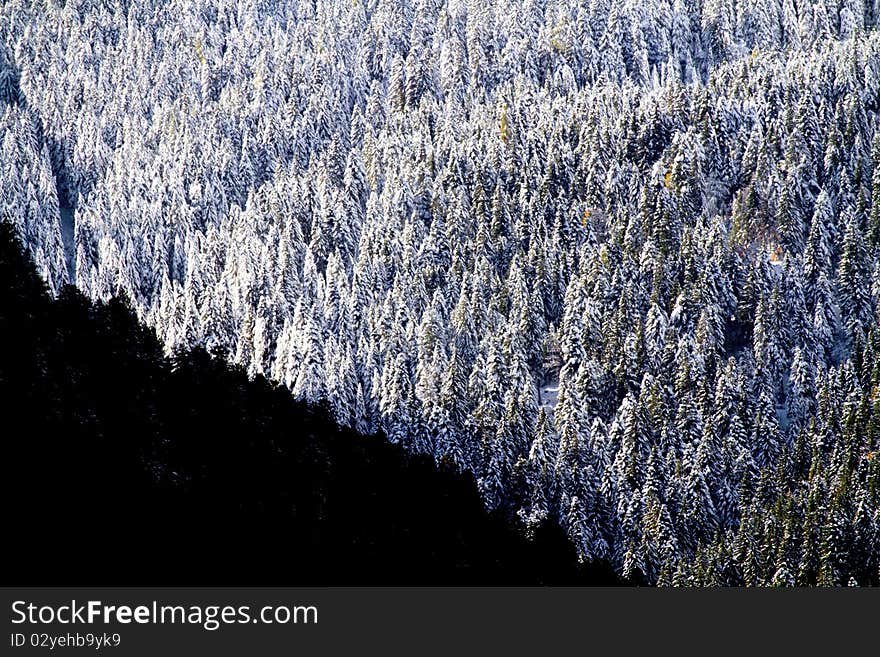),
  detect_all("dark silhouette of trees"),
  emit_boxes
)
[0,222,621,585]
